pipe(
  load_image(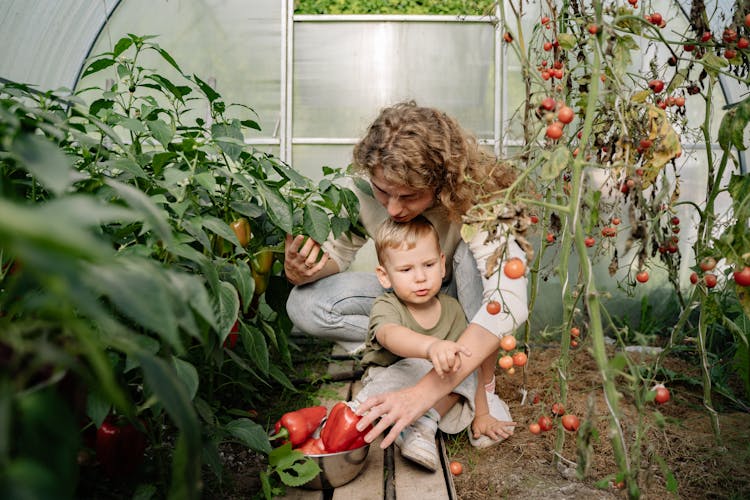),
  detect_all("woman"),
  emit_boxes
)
[284,101,529,448]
